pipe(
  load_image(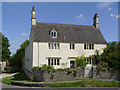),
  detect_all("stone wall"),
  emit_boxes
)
[25,68,85,82]
[92,66,119,80]
[24,66,120,82]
